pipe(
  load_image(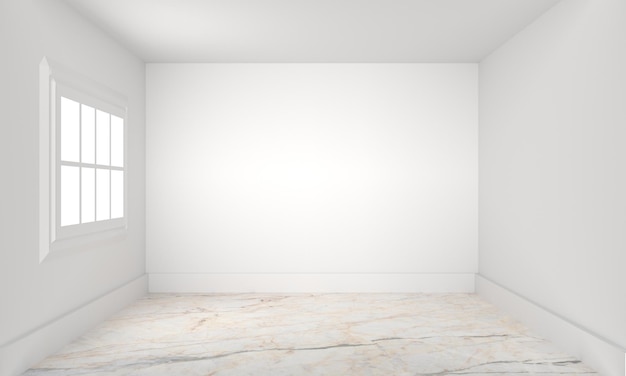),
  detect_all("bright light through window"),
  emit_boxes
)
[96,110,110,166]
[59,96,125,228]
[111,170,124,219]
[111,115,124,168]
[81,105,95,164]
[61,98,80,163]
[60,165,80,226]
[81,167,95,223]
